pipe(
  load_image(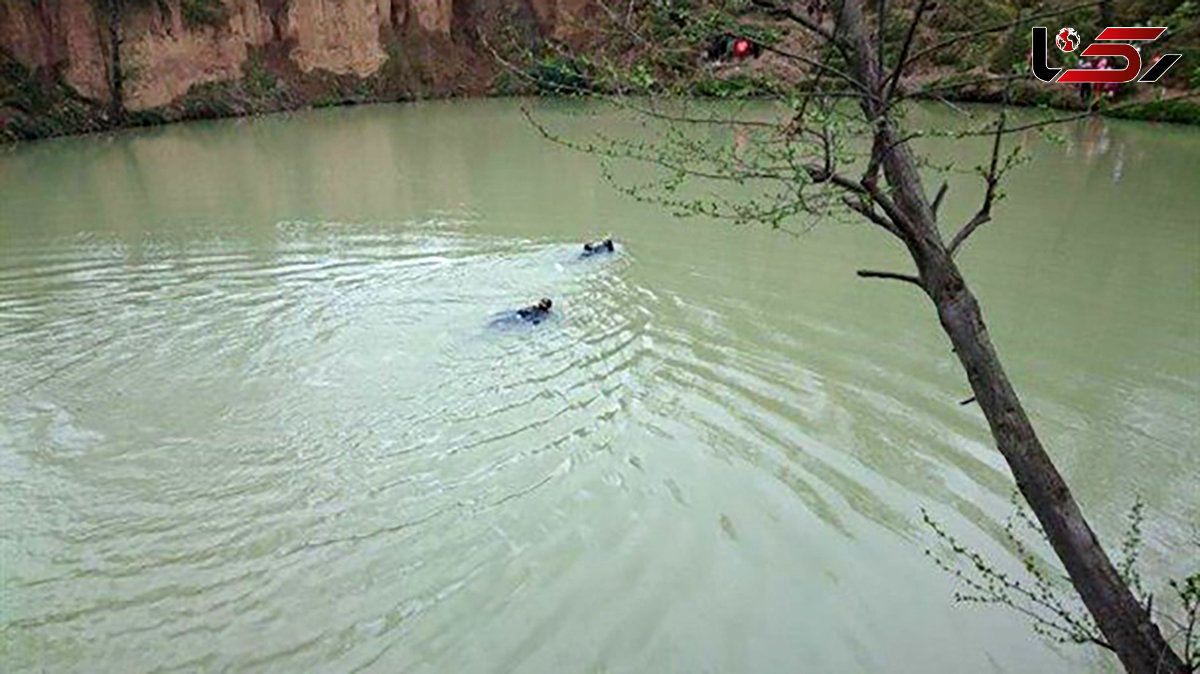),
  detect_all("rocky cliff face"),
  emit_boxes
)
[1,0,111,100]
[0,0,593,121]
